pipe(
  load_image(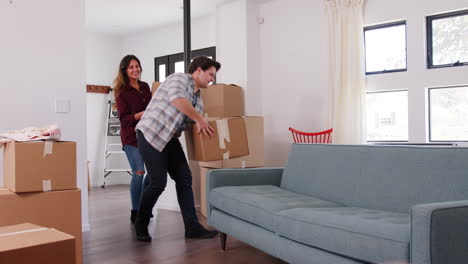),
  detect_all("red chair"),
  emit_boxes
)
[289,127,333,143]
